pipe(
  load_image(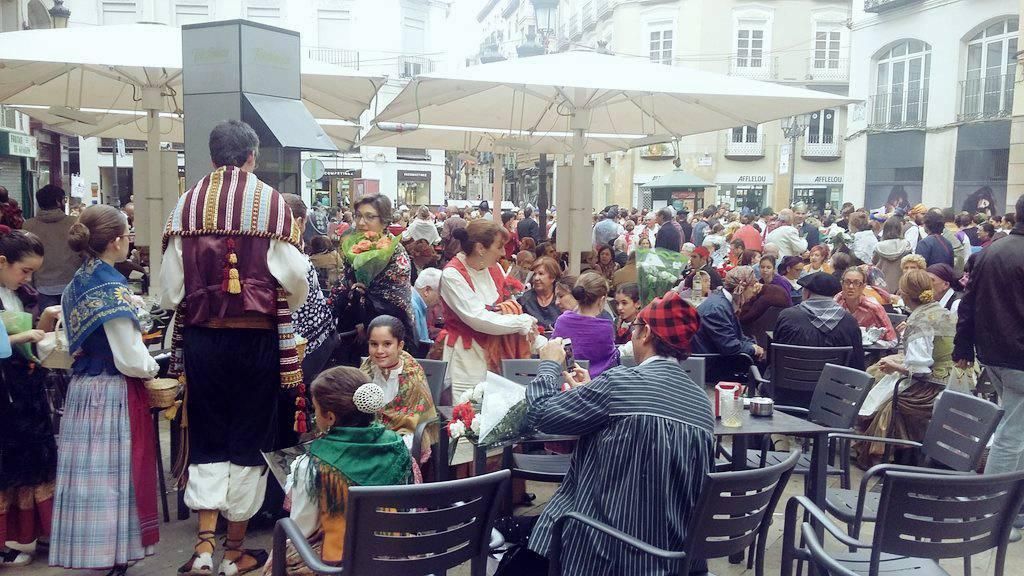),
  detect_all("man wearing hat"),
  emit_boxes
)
[904,203,929,252]
[773,272,865,400]
[521,291,713,575]
[681,246,723,291]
